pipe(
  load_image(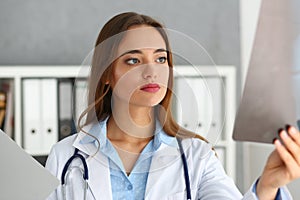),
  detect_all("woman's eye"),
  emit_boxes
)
[156,56,167,64]
[125,58,140,65]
